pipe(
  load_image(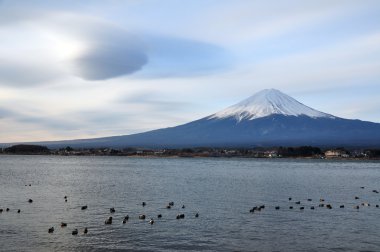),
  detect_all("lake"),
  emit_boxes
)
[0,155,379,251]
